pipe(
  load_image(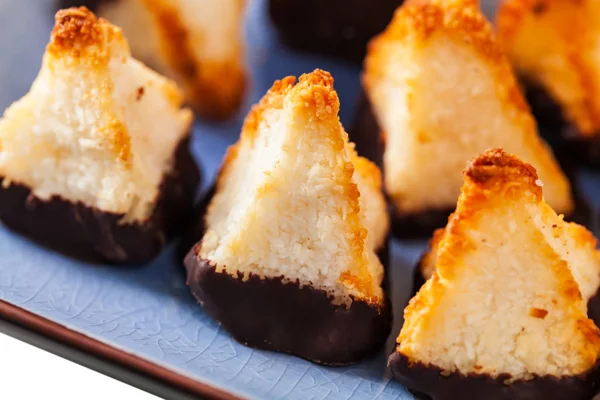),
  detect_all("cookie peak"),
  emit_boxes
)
[465,148,541,192]
[49,7,126,61]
